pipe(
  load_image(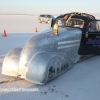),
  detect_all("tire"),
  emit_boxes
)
[38,20,42,23]
[47,20,50,24]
